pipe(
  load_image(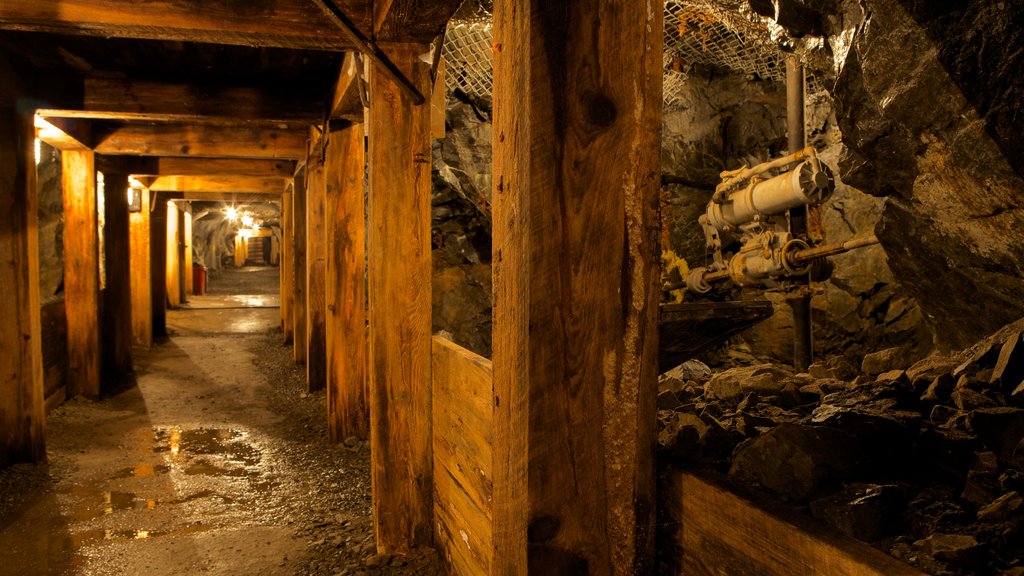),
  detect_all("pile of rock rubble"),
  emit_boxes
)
[658,318,1024,575]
